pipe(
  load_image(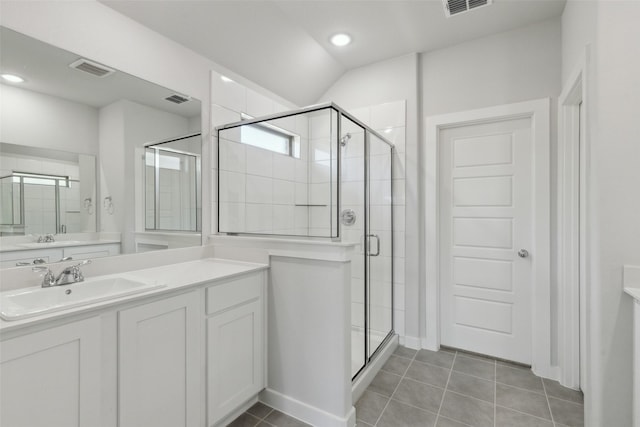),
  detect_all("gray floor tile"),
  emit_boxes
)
[228,412,261,427]
[436,415,472,427]
[496,364,545,394]
[447,371,495,403]
[453,354,495,381]
[415,348,455,369]
[355,421,374,427]
[405,360,451,388]
[368,370,402,397]
[381,355,411,376]
[439,391,494,427]
[264,410,311,427]
[256,422,275,427]
[247,402,274,419]
[495,406,554,427]
[394,345,418,359]
[377,399,437,427]
[543,379,584,404]
[548,397,584,426]
[392,377,444,413]
[496,383,551,420]
[355,391,389,425]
